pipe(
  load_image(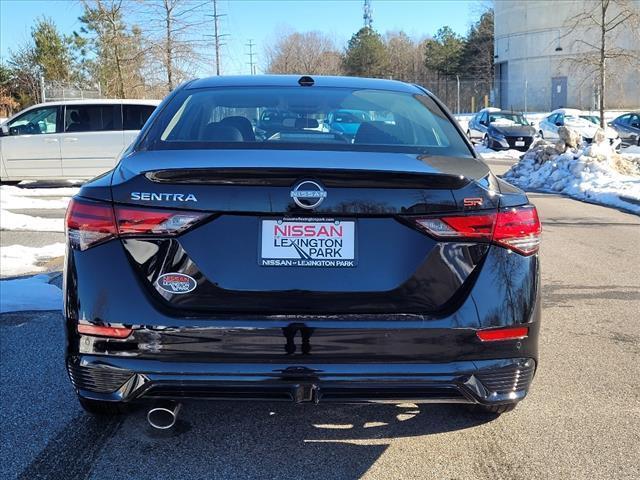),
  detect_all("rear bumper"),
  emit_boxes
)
[68,356,536,406]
